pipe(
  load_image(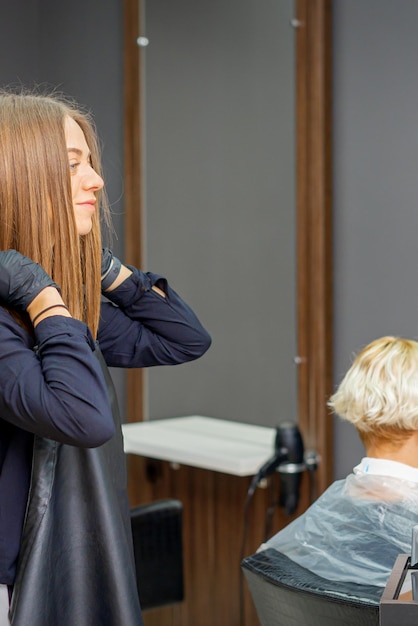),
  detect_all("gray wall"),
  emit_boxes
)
[143,0,298,428]
[333,0,418,478]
